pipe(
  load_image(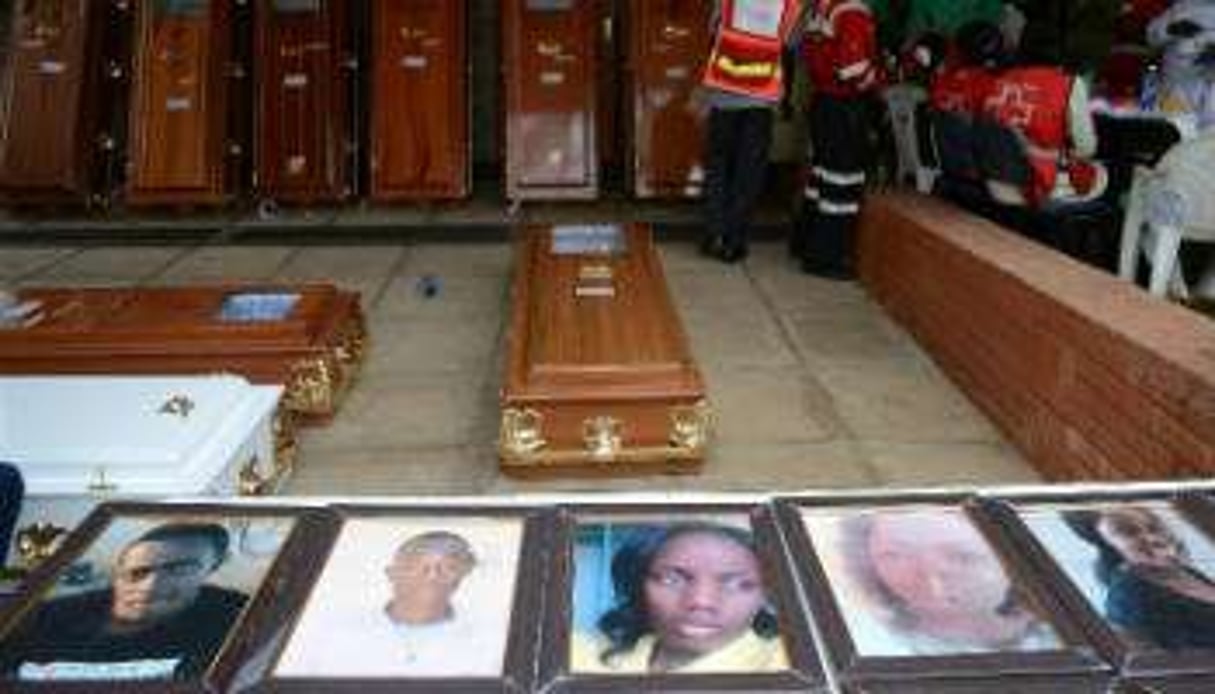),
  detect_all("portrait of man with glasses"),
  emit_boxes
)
[0,521,248,681]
